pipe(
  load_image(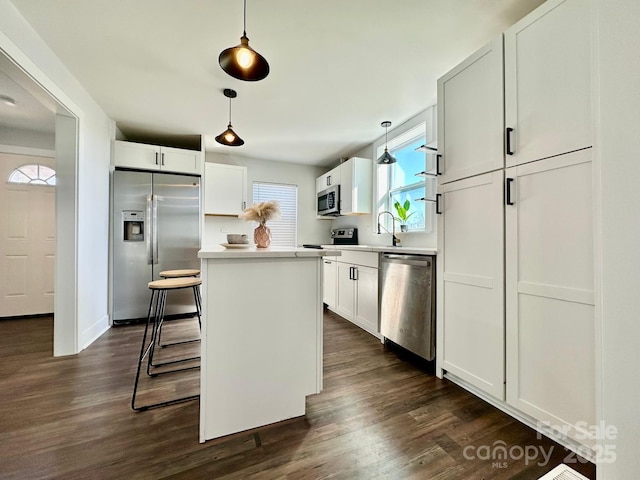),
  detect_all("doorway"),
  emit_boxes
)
[0,49,79,356]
